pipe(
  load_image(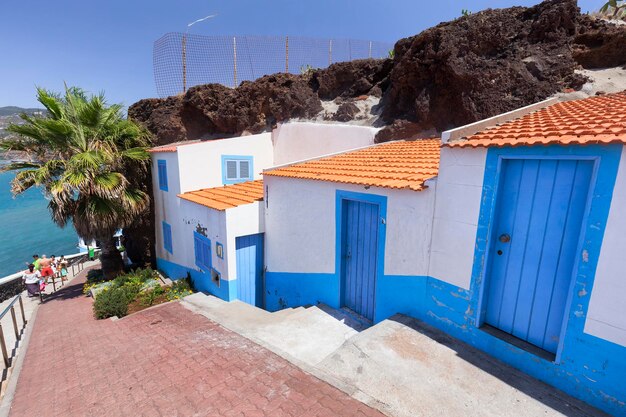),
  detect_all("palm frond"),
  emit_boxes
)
[36,87,64,119]
[120,147,150,161]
